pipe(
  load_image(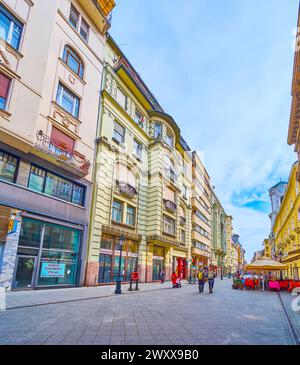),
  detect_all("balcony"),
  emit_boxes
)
[164,199,177,213]
[118,183,137,199]
[180,216,186,226]
[34,130,90,177]
[77,0,115,35]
